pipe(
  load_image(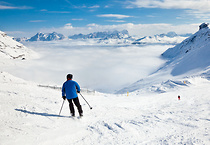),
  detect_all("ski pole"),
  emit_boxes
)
[58,99,65,116]
[79,93,93,110]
